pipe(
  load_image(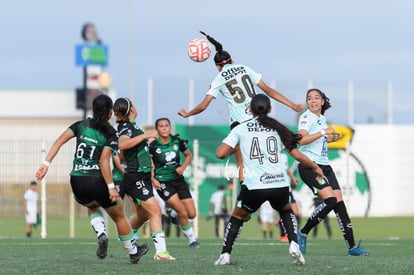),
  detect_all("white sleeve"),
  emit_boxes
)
[222,129,239,149]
